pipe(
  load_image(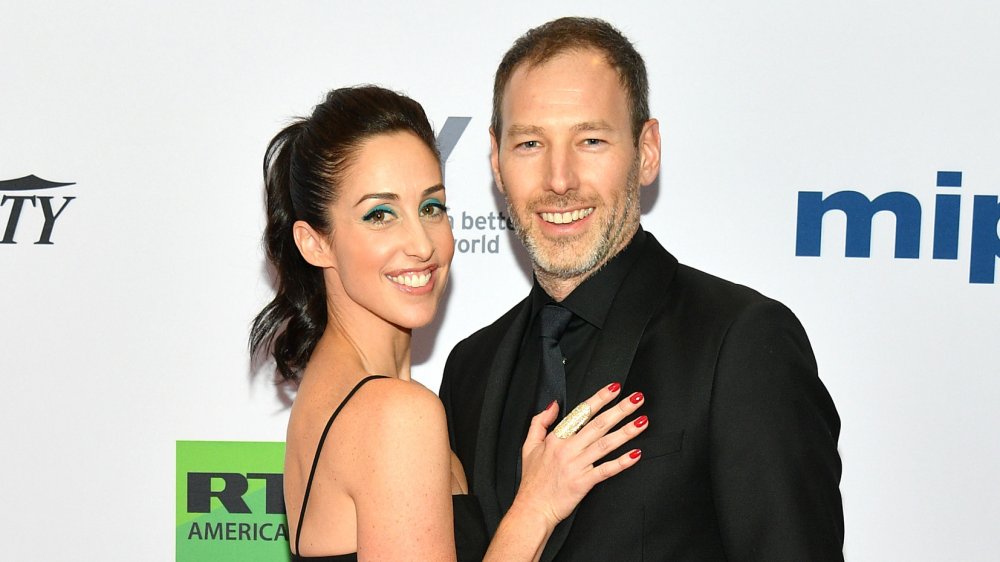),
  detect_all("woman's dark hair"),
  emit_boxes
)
[251,85,440,381]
